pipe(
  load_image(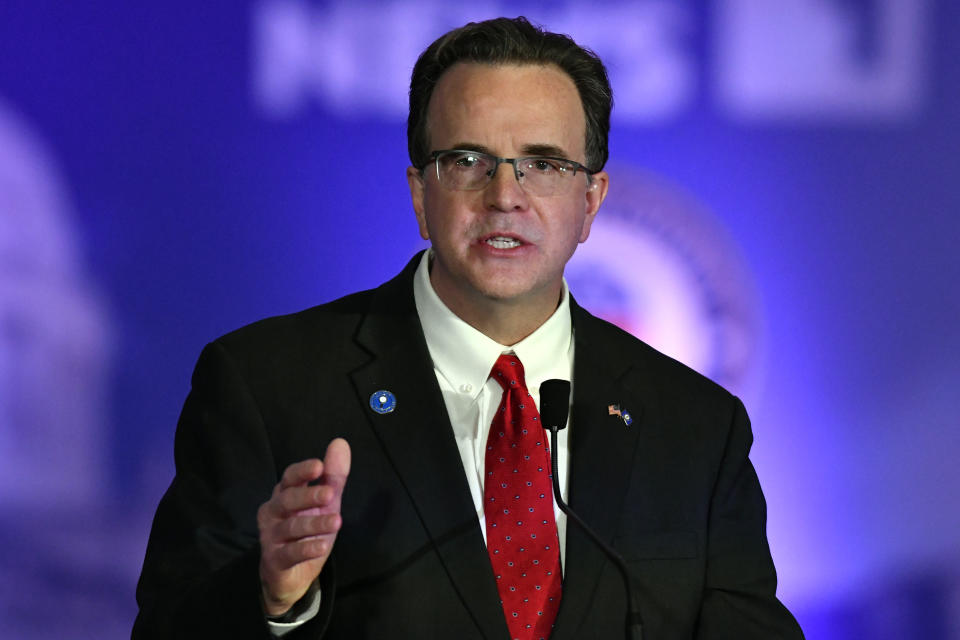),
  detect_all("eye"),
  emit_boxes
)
[527,158,565,174]
[448,152,491,171]
[455,154,481,168]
